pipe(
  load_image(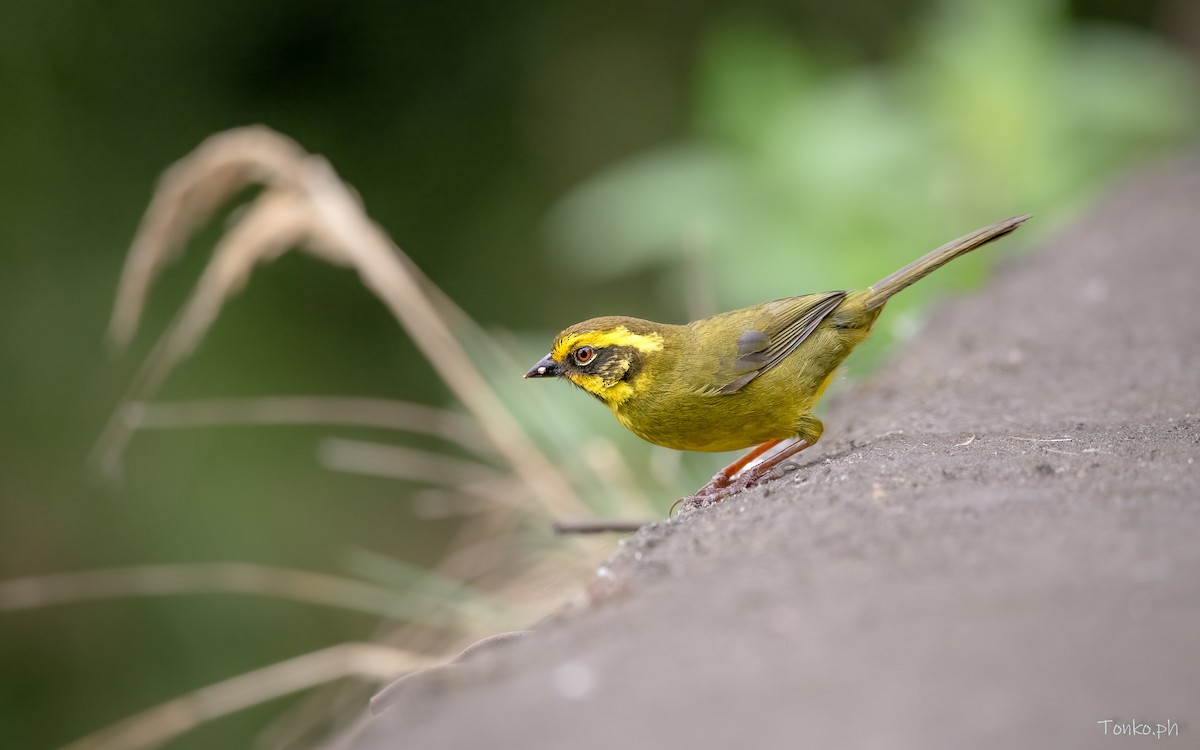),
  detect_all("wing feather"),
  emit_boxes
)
[713,291,846,394]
